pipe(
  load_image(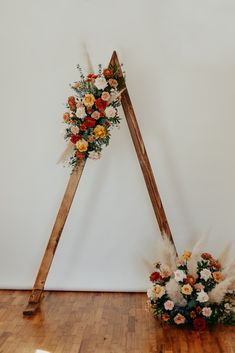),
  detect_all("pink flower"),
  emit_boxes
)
[164,300,174,311]
[176,258,186,267]
[174,313,185,325]
[91,111,101,120]
[71,126,79,135]
[101,91,110,101]
[76,100,84,109]
[202,307,212,317]
[194,283,205,291]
